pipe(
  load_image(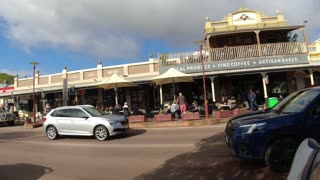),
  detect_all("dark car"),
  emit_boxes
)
[225,87,320,171]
